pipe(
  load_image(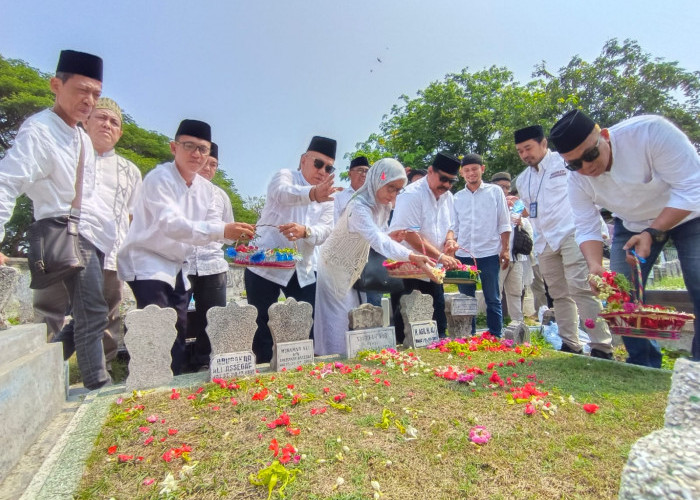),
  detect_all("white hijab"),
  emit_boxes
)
[350,158,408,227]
